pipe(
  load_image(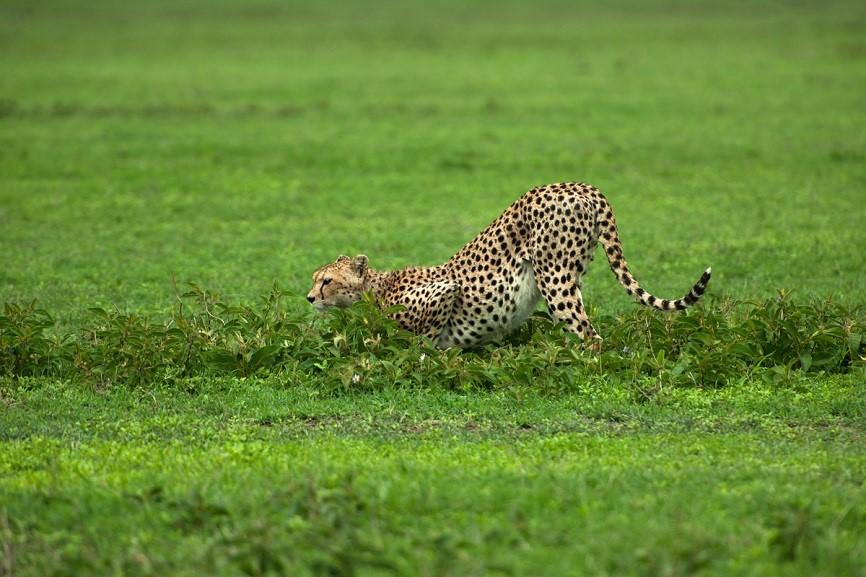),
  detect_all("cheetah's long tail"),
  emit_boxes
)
[594,194,711,311]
